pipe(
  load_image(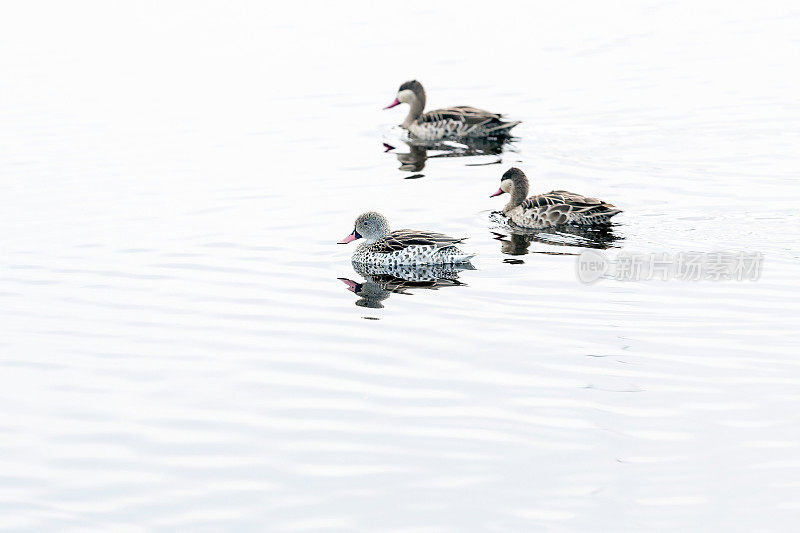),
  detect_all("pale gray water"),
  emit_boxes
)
[1,1,800,531]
